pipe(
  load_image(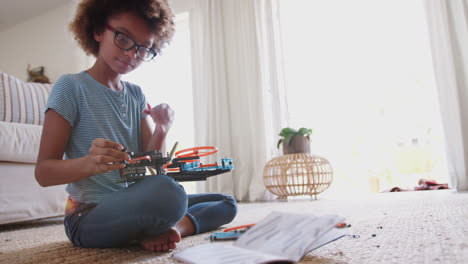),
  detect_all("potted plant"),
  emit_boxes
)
[277,127,312,155]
